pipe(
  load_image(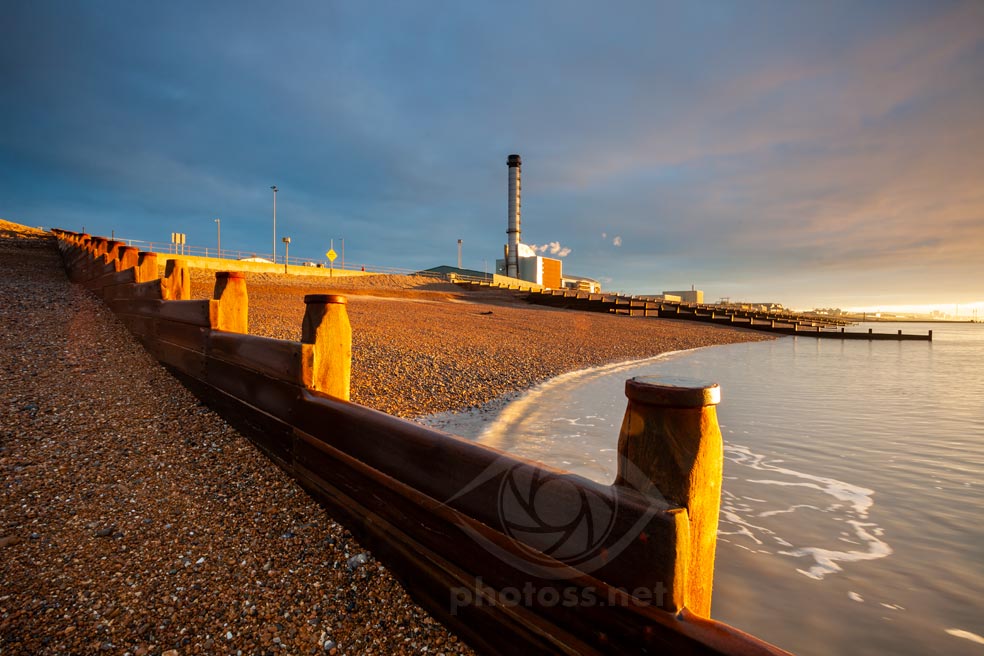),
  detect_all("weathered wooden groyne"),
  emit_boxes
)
[458,282,932,341]
[51,229,791,656]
